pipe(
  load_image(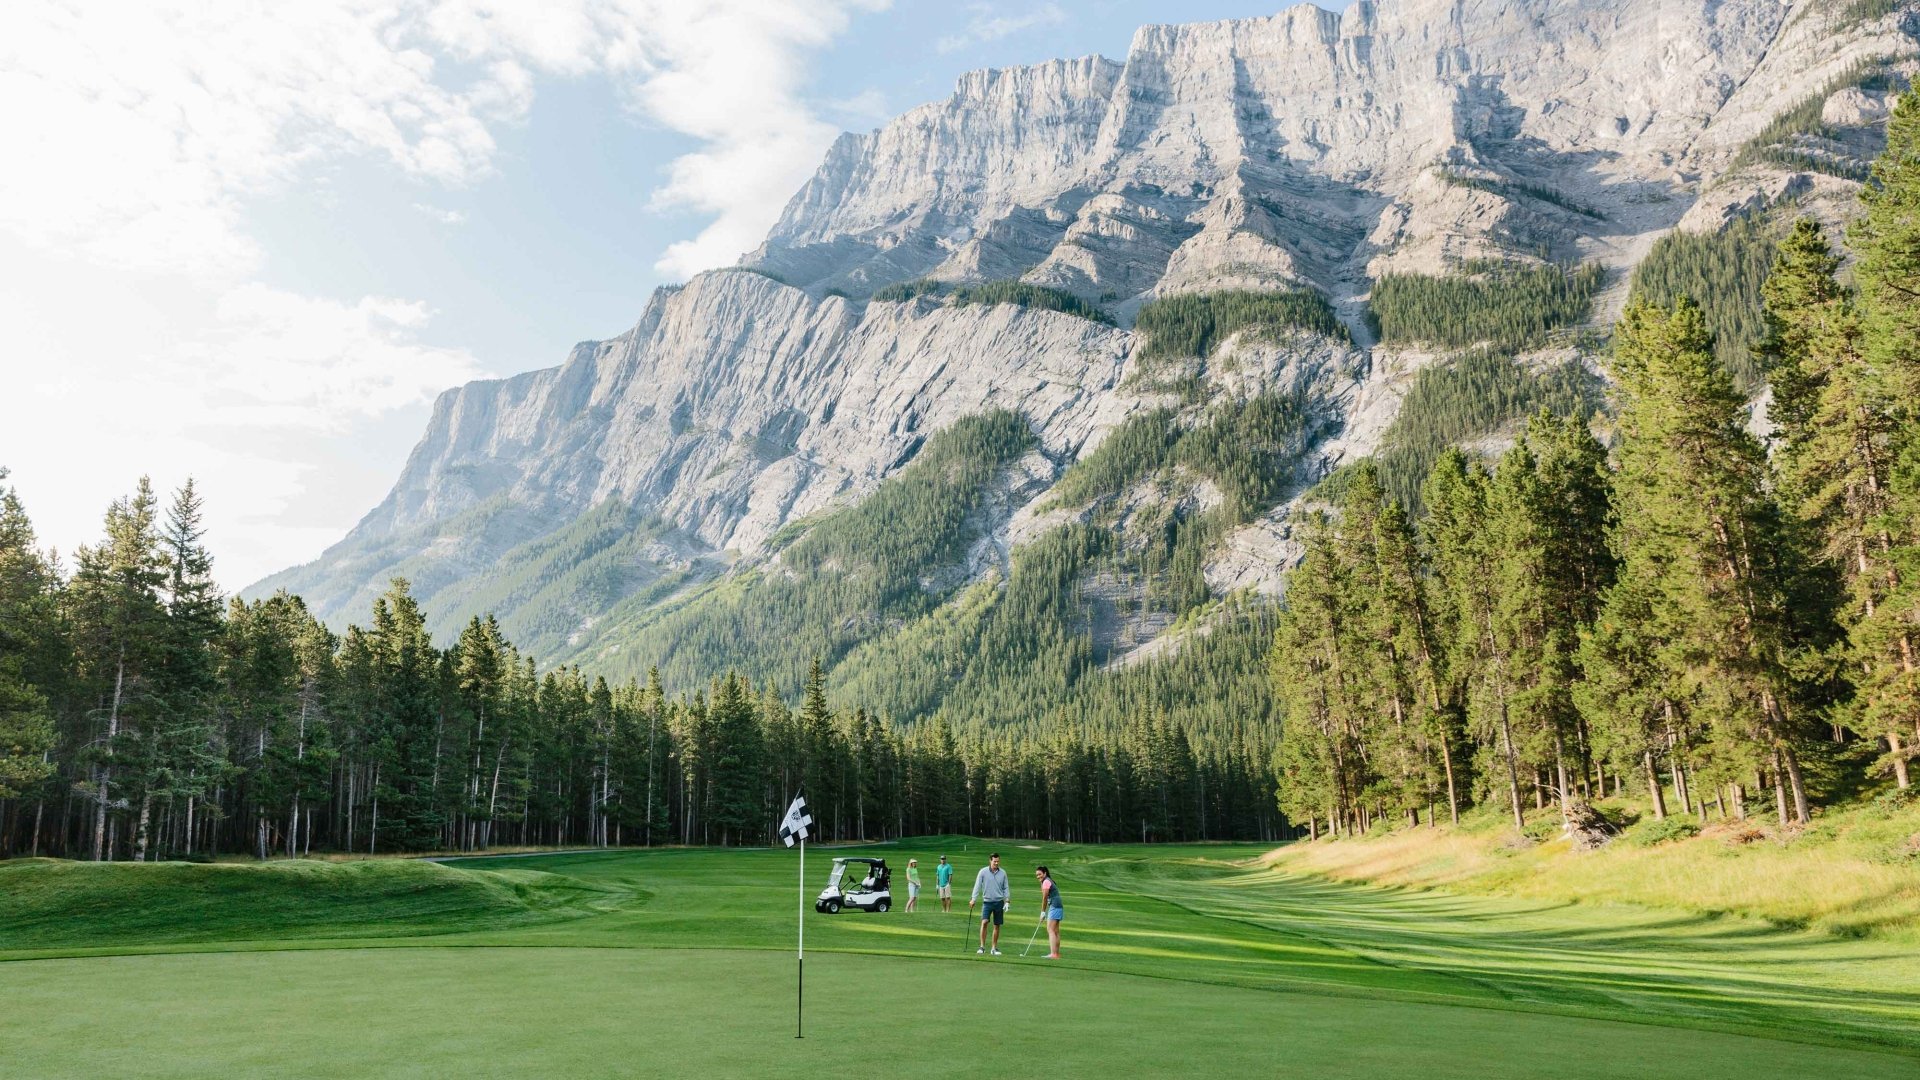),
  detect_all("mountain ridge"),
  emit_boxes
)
[251,0,1916,712]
